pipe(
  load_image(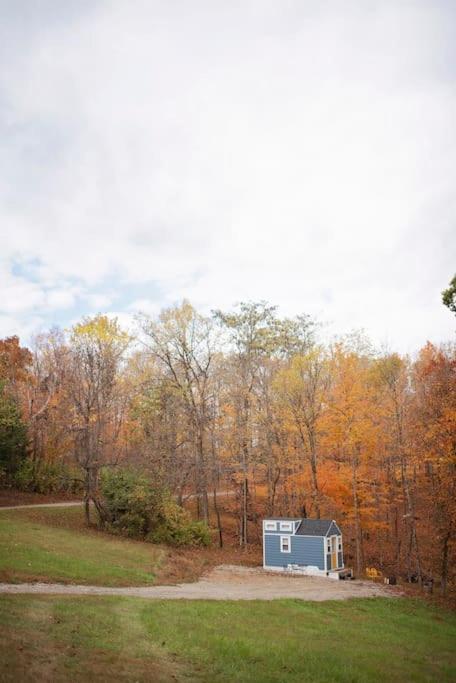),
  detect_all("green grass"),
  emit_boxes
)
[0,506,163,586]
[0,596,454,682]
